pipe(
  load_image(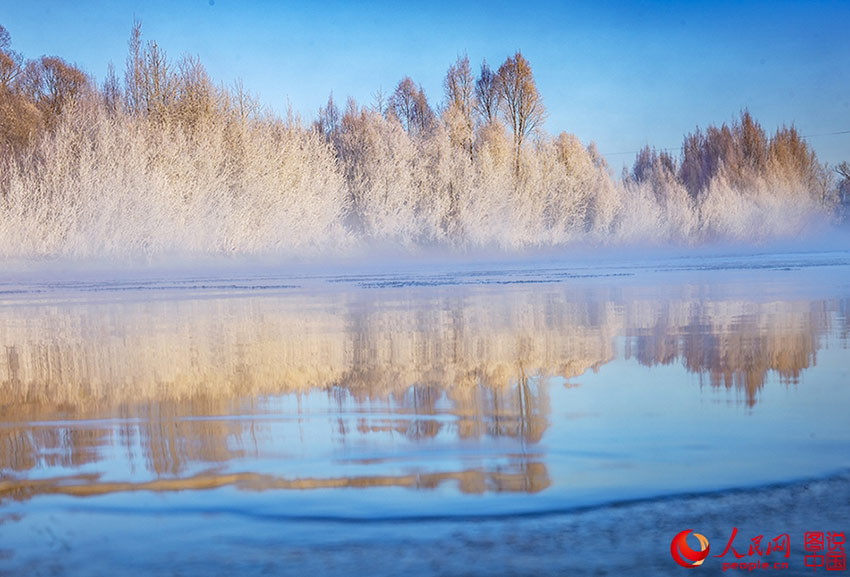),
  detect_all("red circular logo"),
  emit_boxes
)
[671,529,711,568]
